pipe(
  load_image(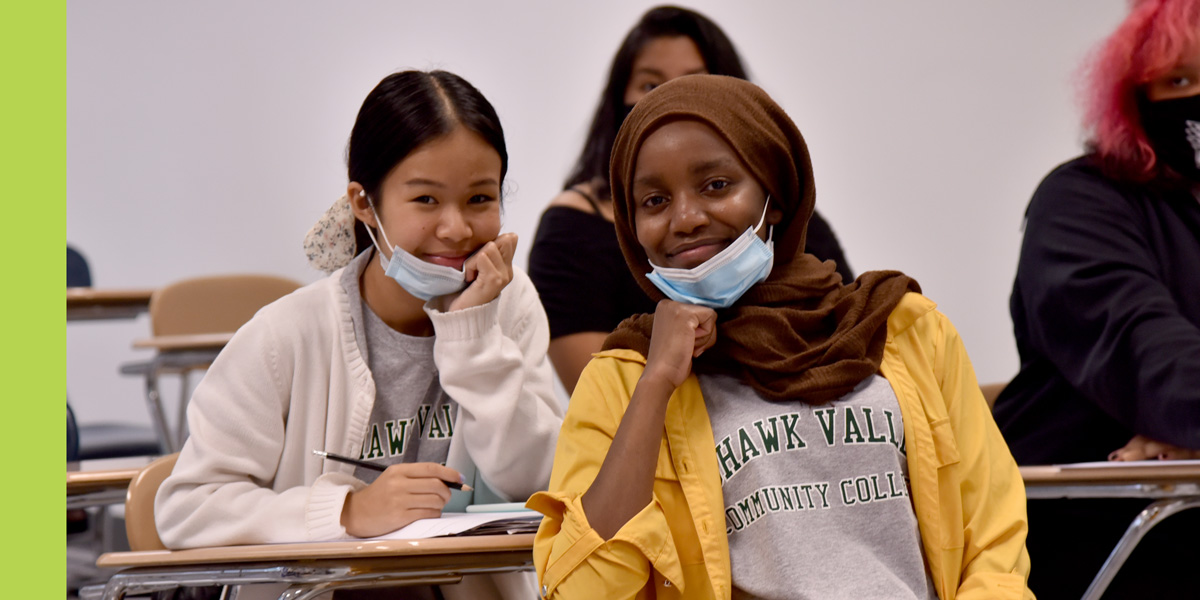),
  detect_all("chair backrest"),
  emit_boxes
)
[67,245,92,287]
[125,452,179,551]
[980,382,1007,410]
[149,274,301,337]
